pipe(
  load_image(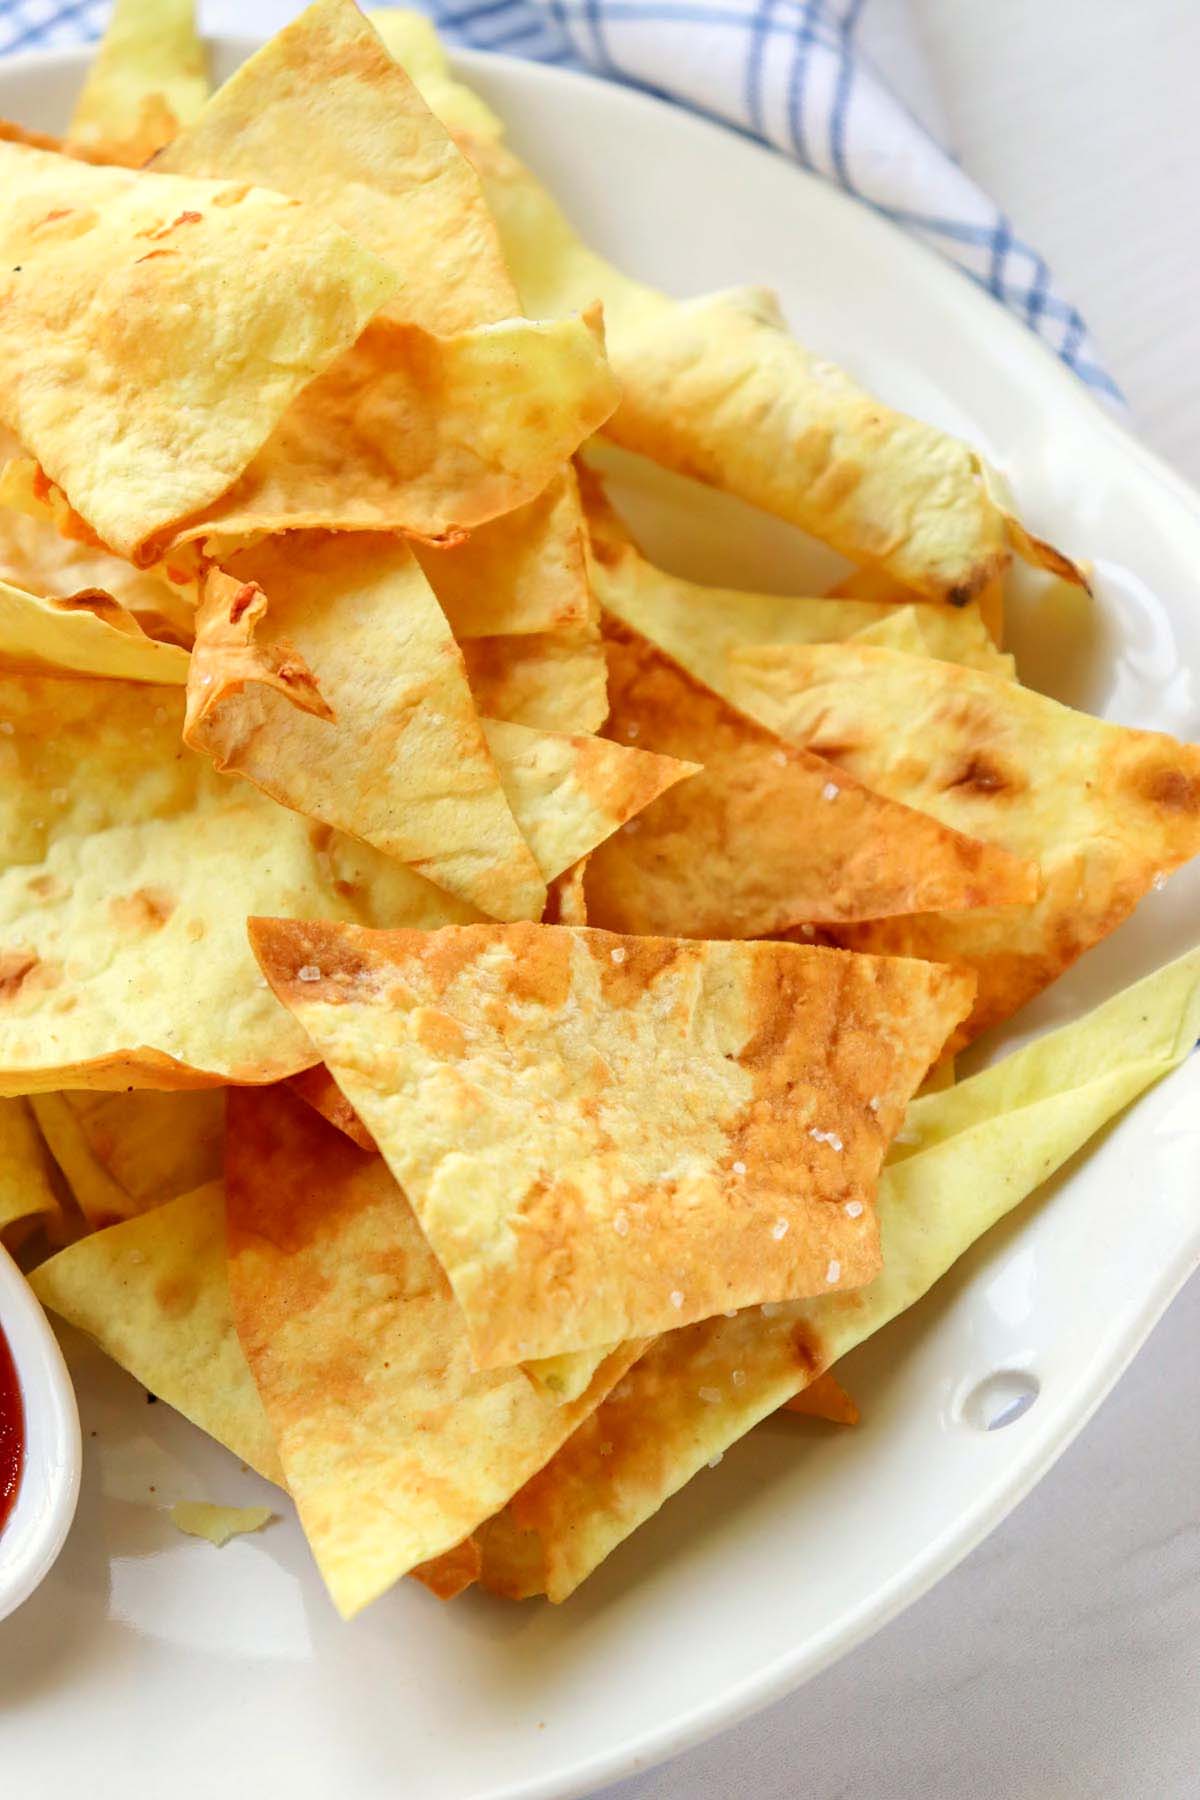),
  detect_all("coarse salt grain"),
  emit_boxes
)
[808,1126,844,1152]
[669,1289,684,1309]
[772,749,788,767]
[1152,871,1167,891]
[613,1210,629,1236]
[731,1369,746,1387]
[297,965,322,983]
[894,1127,920,1145]
[826,1259,841,1284]
[610,946,626,964]
[771,1218,789,1240]
[723,1308,738,1318]
[698,1386,721,1404]
[621,818,640,834]
[845,1200,864,1219]
[731,1159,747,1175]
[624,723,640,740]
[760,1302,781,1318]
[822,781,840,801]
[868,1095,881,1113]
[707,1453,724,1468]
